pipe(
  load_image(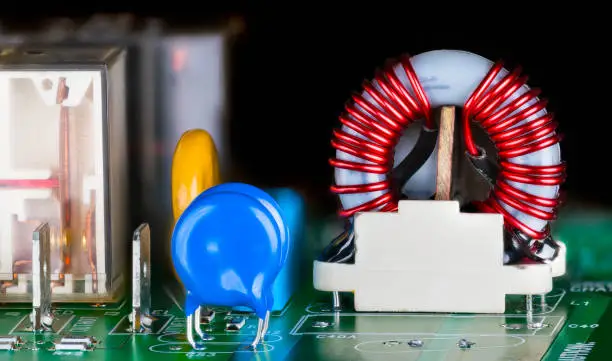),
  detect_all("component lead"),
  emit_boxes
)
[525,294,546,329]
[250,311,270,349]
[31,223,53,331]
[186,313,206,351]
[540,293,547,312]
[261,310,270,340]
[332,291,341,311]
[526,294,534,327]
[131,223,152,333]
